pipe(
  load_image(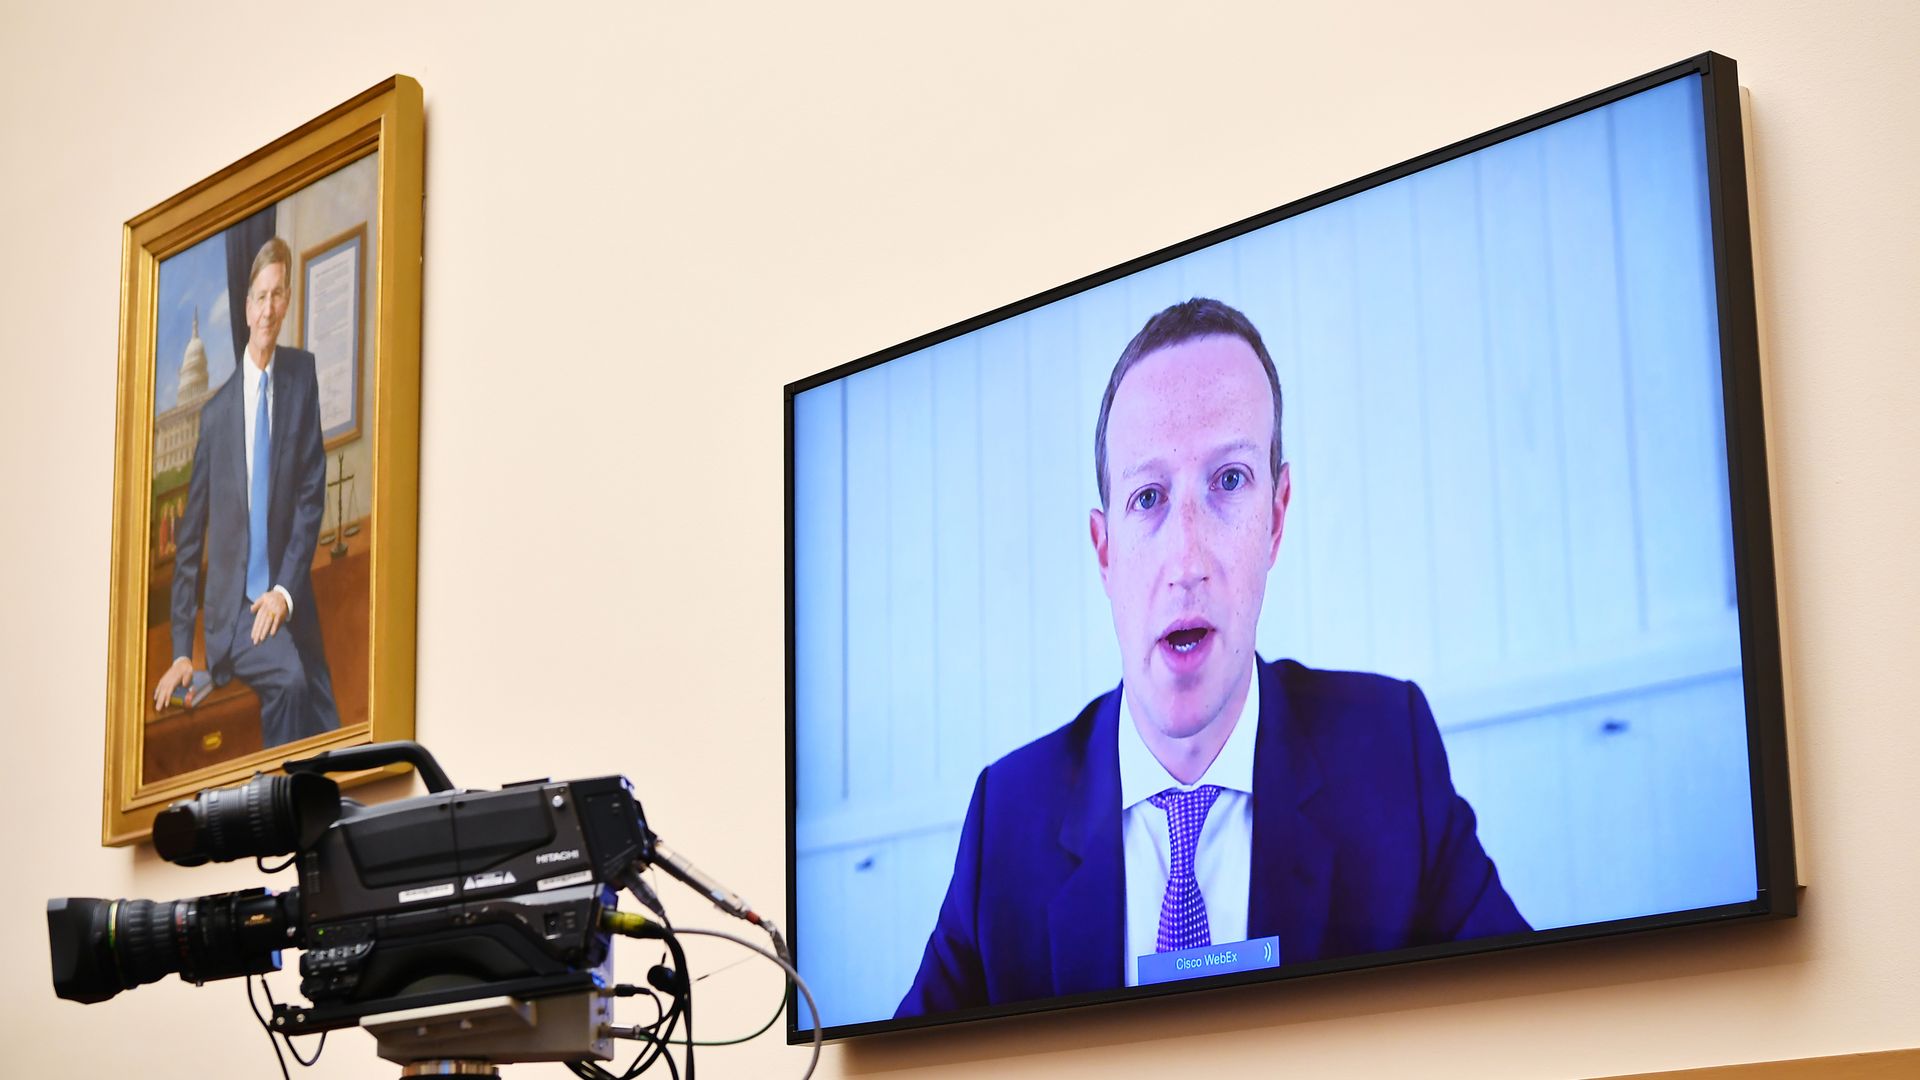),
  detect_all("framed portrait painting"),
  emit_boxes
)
[102,77,424,845]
